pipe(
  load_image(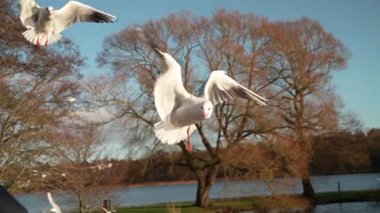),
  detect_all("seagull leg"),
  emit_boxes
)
[36,34,40,46]
[186,126,192,152]
[45,33,48,46]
